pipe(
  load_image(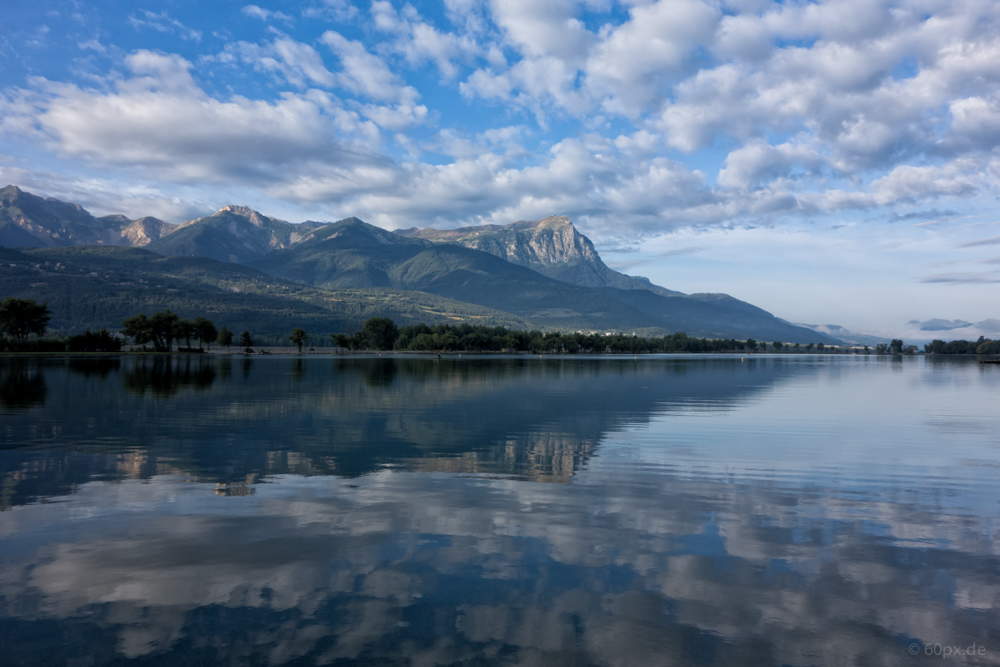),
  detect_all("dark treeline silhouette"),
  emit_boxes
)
[122,310,220,352]
[925,337,1000,355]
[334,319,827,354]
